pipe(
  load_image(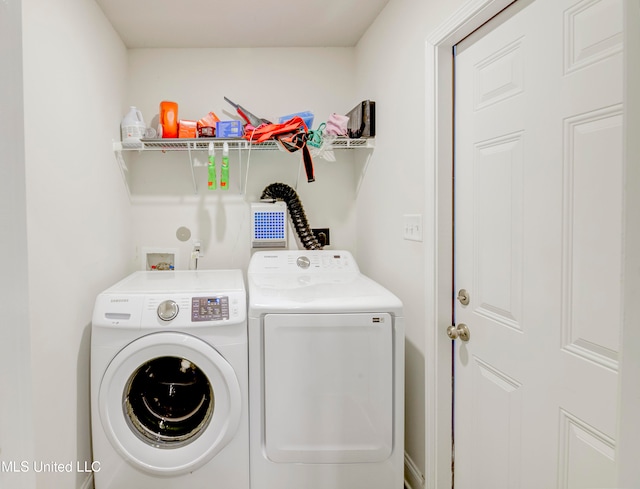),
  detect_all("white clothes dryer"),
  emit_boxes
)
[91,270,249,489]
[247,250,404,489]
